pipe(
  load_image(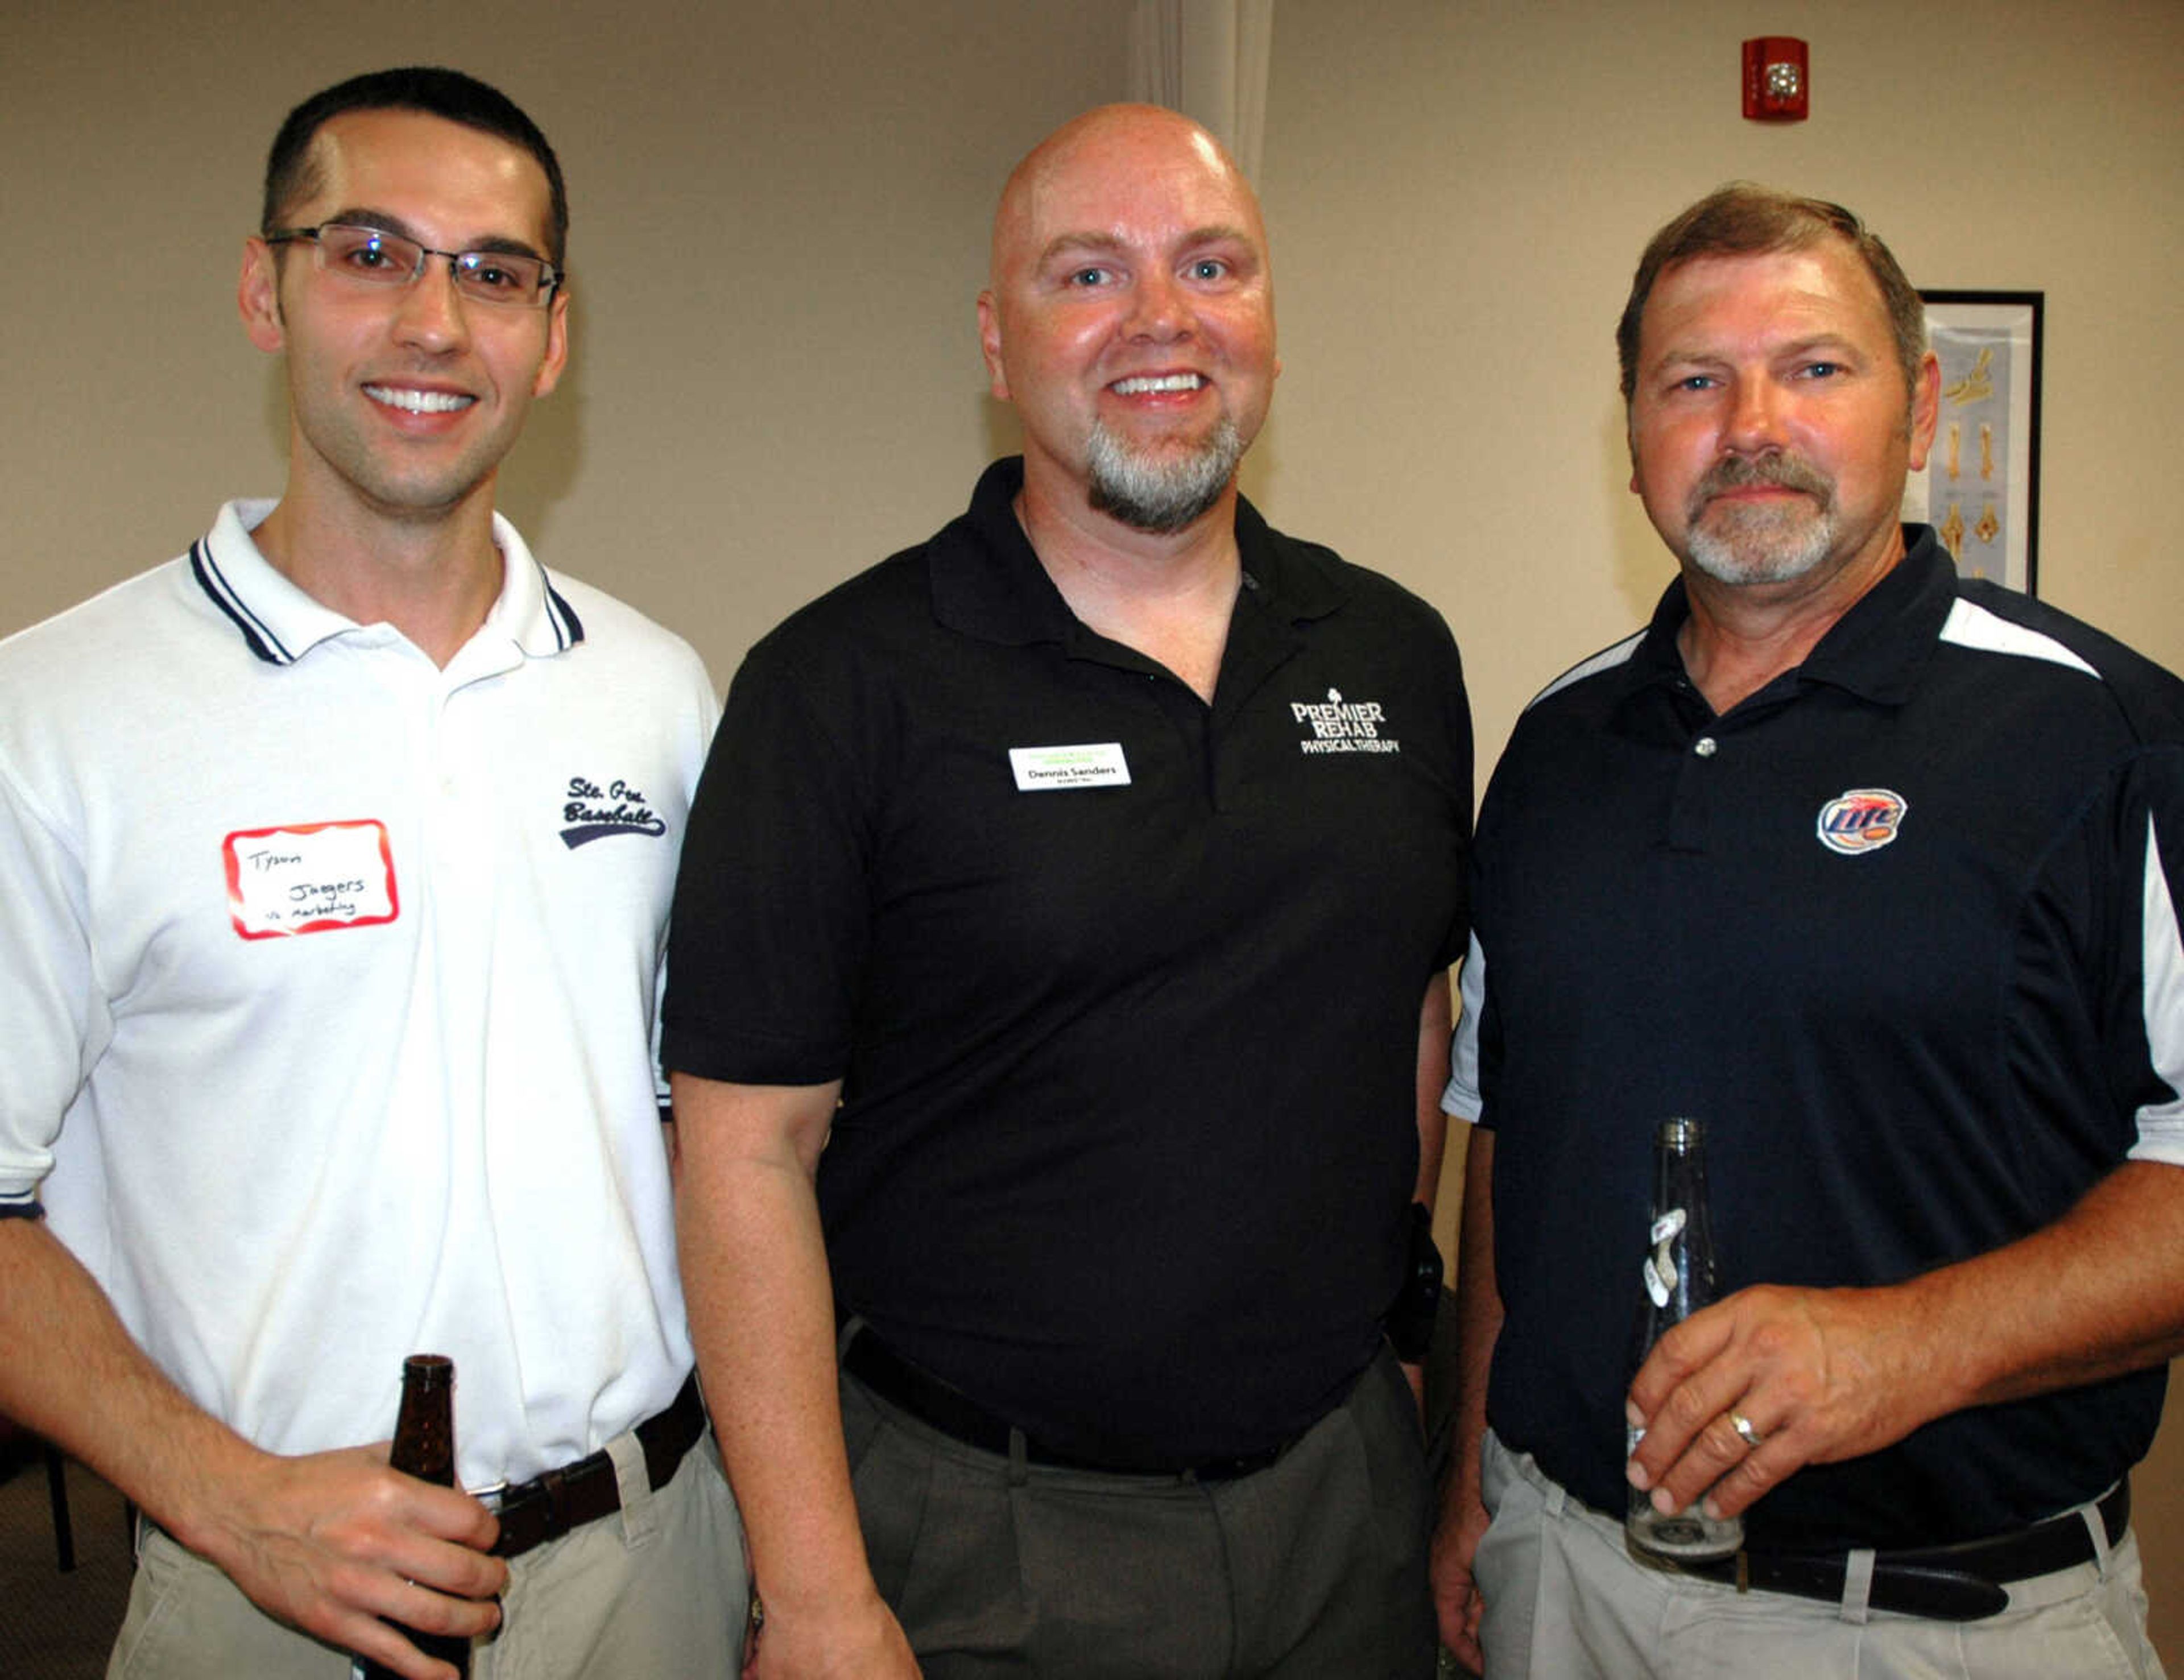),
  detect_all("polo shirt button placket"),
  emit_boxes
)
[1666,731,1719,853]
